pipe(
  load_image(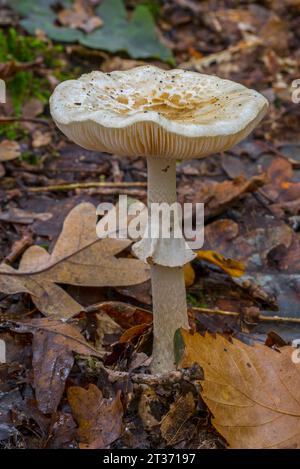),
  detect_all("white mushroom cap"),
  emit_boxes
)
[50,65,268,159]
